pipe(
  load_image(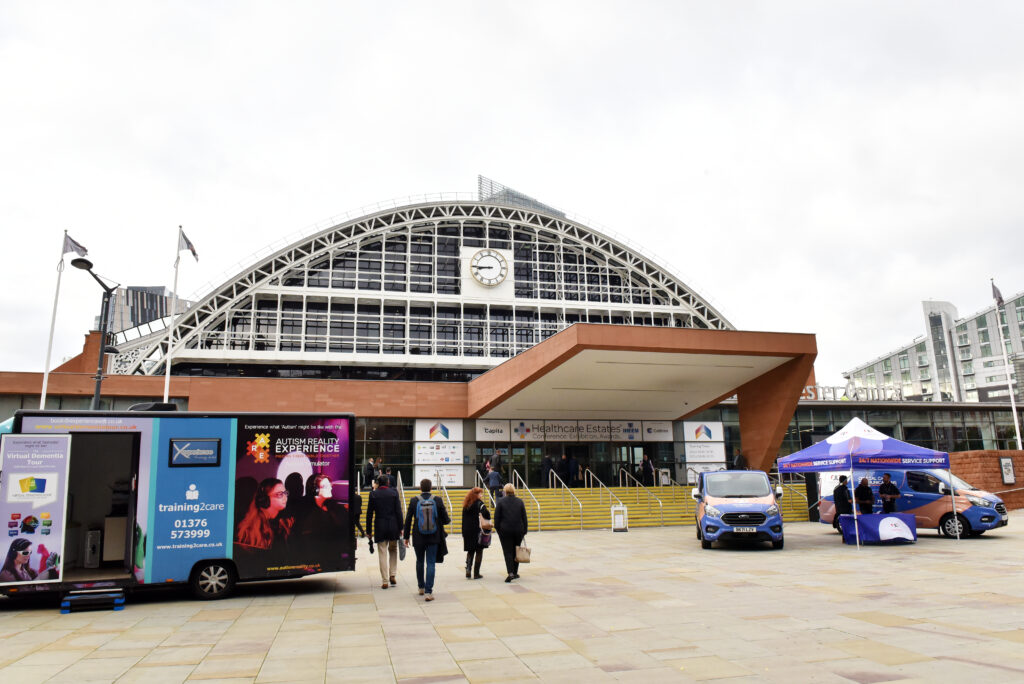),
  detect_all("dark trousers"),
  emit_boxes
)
[858,503,873,515]
[489,486,502,500]
[498,532,523,576]
[882,500,896,513]
[465,550,483,577]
